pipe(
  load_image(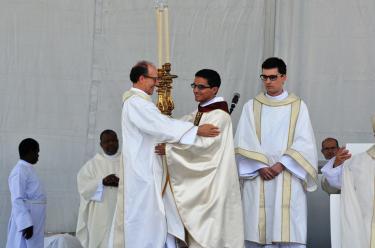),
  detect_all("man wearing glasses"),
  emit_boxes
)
[112,61,220,248]
[155,69,244,248]
[234,57,318,248]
